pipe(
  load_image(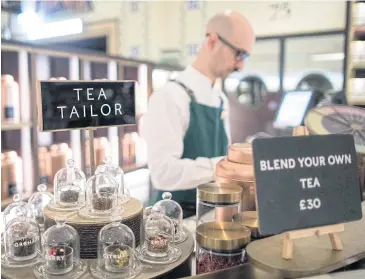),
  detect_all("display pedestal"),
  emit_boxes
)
[44,198,143,259]
[1,229,195,279]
